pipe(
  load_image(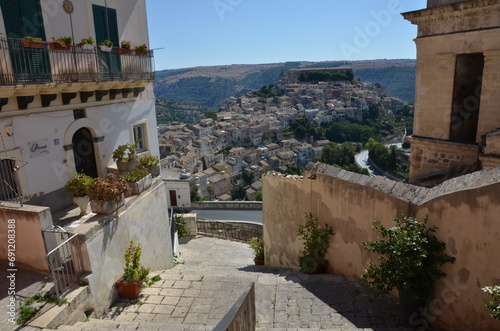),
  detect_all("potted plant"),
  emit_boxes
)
[77,36,95,50]
[134,44,148,55]
[482,285,500,320]
[50,36,72,50]
[118,40,132,54]
[121,169,152,194]
[65,173,94,215]
[137,154,160,177]
[100,39,113,52]
[115,240,150,299]
[22,36,44,48]
[87,173,131,215]
[361,215,456,325]
[112,143,139,172]
[249,238,264,265]
[296,213,335,274]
